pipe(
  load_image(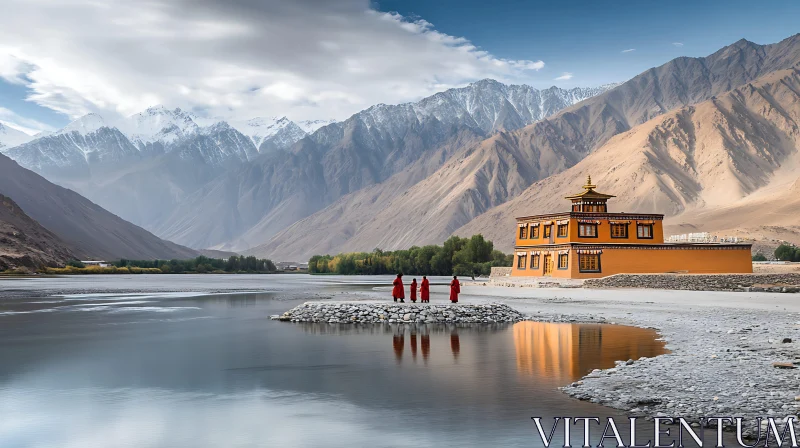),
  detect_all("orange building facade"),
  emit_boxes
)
[512,177,753,279]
